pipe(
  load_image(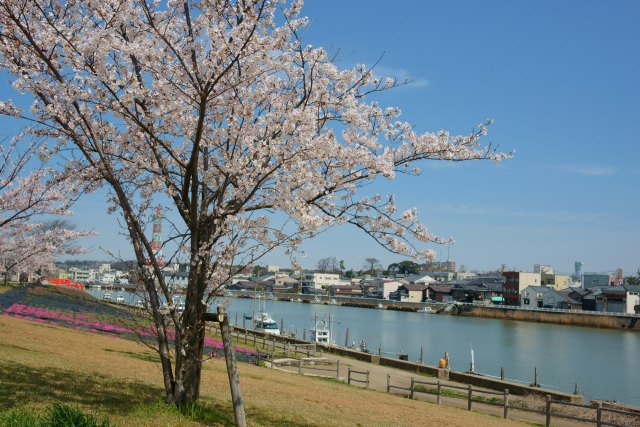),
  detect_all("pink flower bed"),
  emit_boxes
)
[3,303,254,355]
